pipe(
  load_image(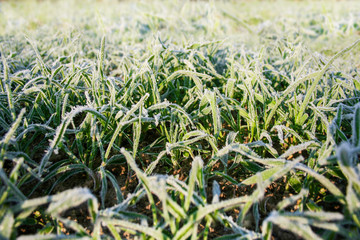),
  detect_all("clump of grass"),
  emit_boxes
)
[1,0,360,239]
